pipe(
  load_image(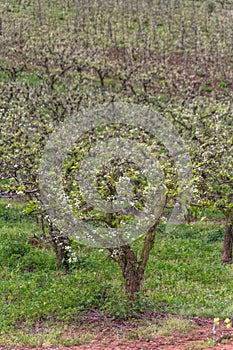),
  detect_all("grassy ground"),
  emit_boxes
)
[0,198,233,347]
